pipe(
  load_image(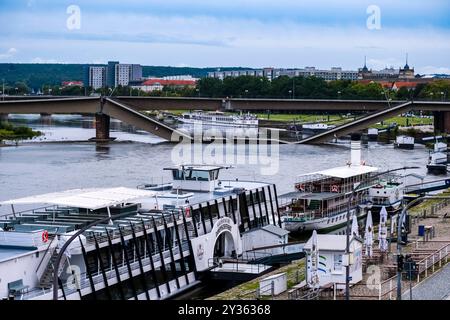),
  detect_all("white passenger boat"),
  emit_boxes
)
[178,111,258,128]
[279,136,378,233]
[301,123,336,134]
[394,135,415,149]
[367,128,379,141]
[427,141,448,174]
[368,177,404,214]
